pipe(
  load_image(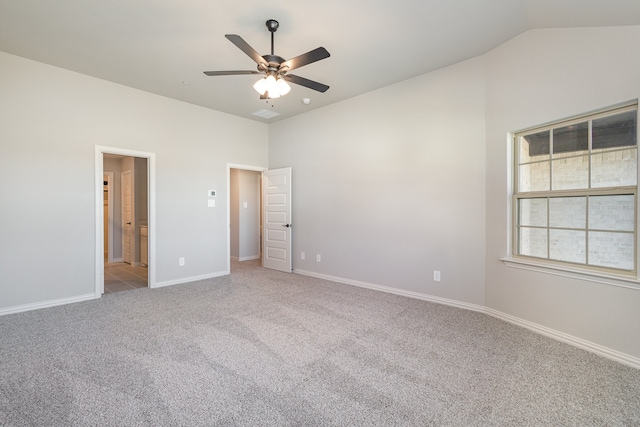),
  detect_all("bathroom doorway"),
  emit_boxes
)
[96,146,156,295]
